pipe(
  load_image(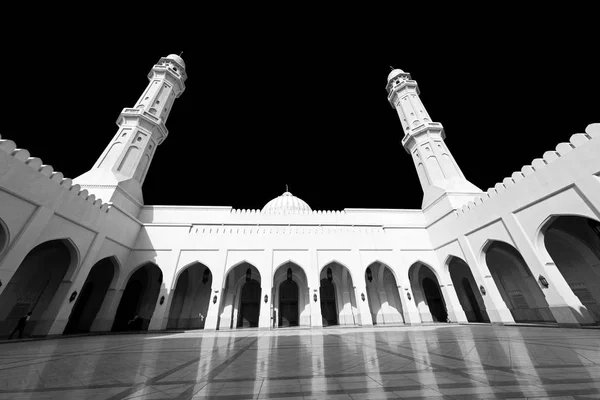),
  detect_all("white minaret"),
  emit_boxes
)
[386,68,481,209]
[75,54,187,214]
